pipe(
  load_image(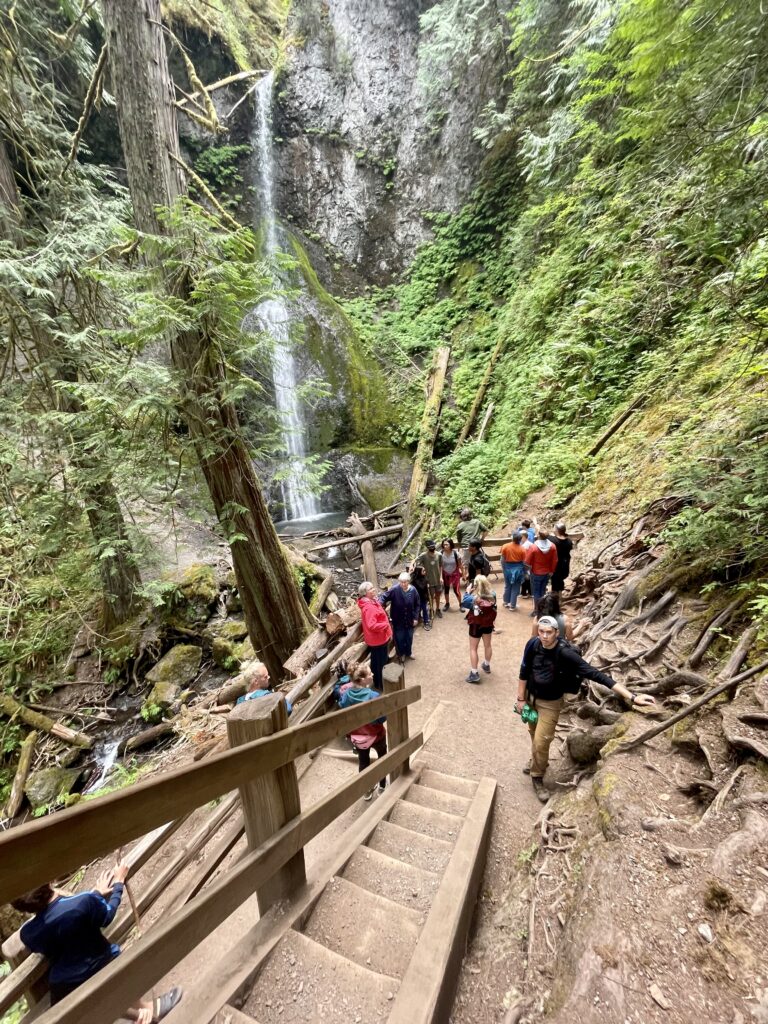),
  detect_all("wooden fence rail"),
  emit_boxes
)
[0,687,420,904]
